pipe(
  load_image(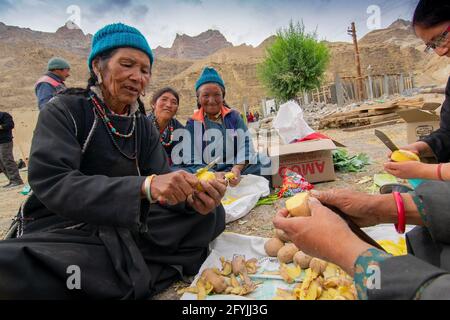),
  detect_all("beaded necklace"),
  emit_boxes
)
[88,93,138,162]
[152,117,175,147]
[90,94,136,138]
